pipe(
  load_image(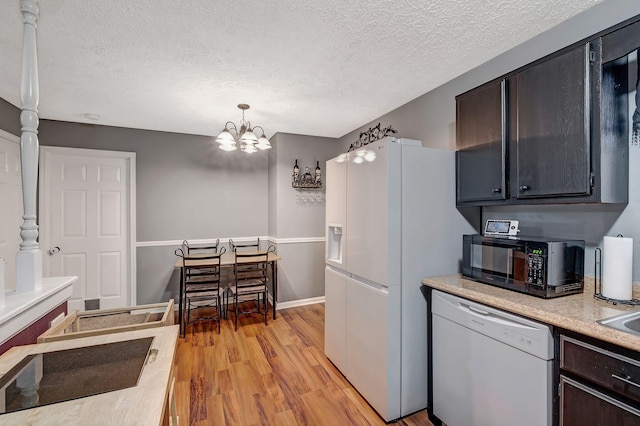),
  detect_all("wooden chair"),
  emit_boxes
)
[228,251,269,331]
[175,247,225,337]
[229,238,260,252]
